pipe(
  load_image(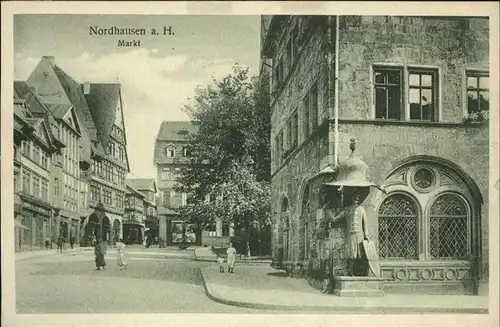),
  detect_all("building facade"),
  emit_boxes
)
[124,183,147,245]
[17,56,130,248]
[154,121,233,247]
[126,178,158,244]
[13,86,59,251]
[261,16,489,295]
